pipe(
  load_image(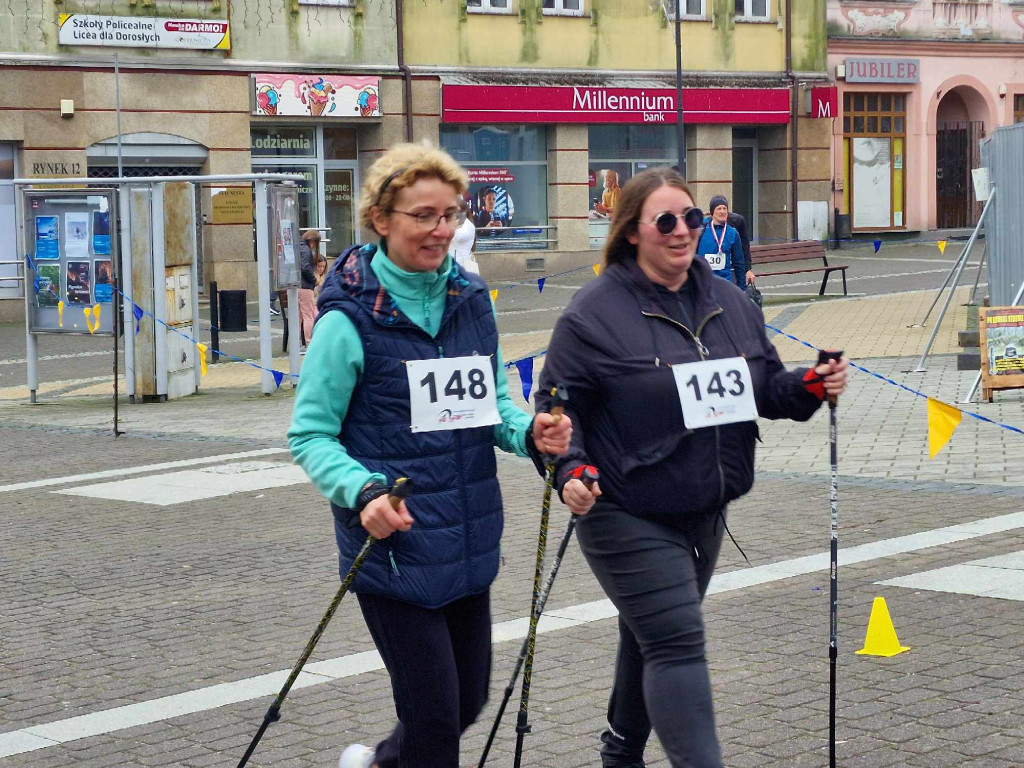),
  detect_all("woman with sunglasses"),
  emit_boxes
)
[537,167,847,768]
[288,142,572,768]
